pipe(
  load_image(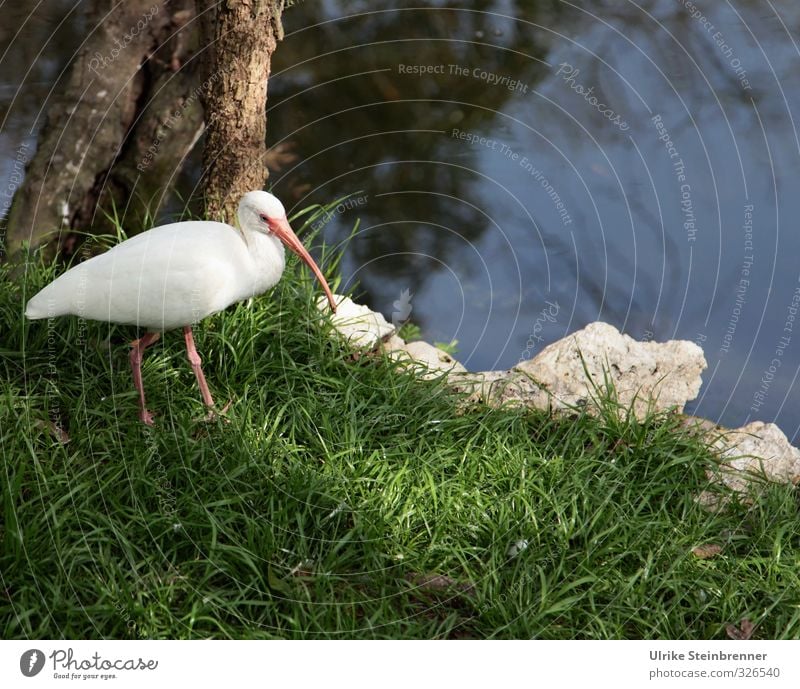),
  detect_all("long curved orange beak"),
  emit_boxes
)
[270,217,337,312]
